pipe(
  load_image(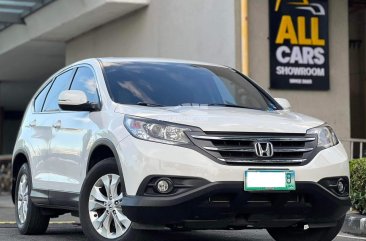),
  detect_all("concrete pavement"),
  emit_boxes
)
[0,193,364,241]
[0,225,365,241]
